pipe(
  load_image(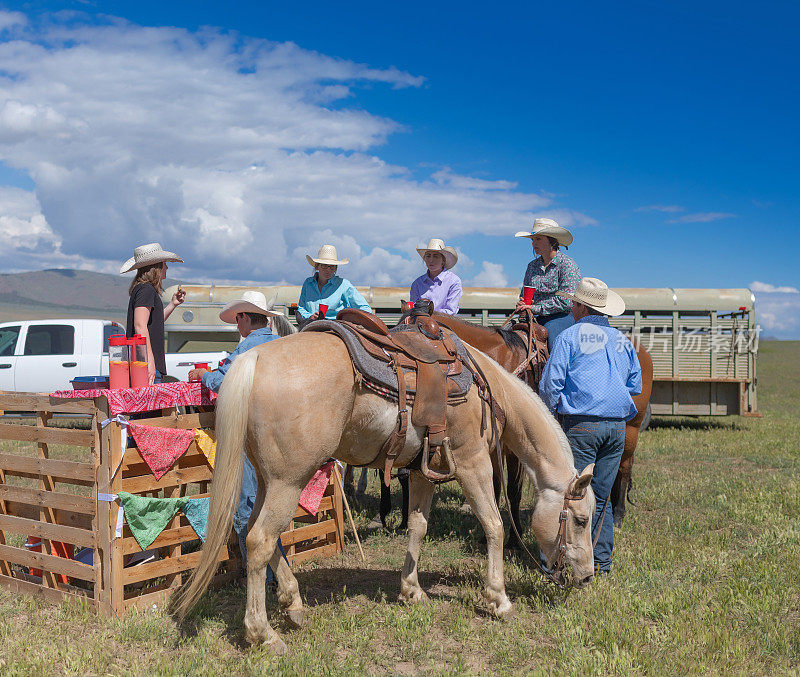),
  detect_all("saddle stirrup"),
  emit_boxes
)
[420,435,457,483]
